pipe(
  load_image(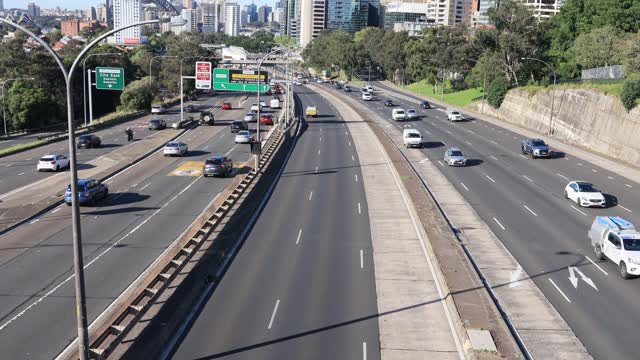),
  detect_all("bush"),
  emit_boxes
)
[620,80,640,111]
[486,77,511,108]
[119,78,155,111]
[450,77,468,91]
